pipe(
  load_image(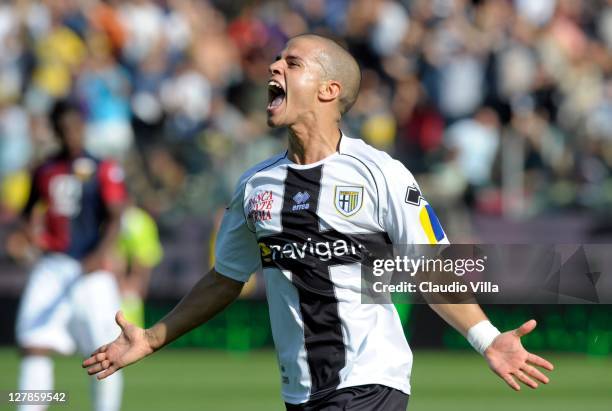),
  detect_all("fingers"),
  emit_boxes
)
[514,319,537,338]
[502,374,520,391]
[522,364,549,384]
[86,359,110,375]
[82,350,107,368]
[91,344,108,357]
[97,365,118,380]
[81,339,121,379]
[115,311,129,330]
[82,350,118,379]
[513,369,538,389]
[527,353,554,371]
[82,356,98,368]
